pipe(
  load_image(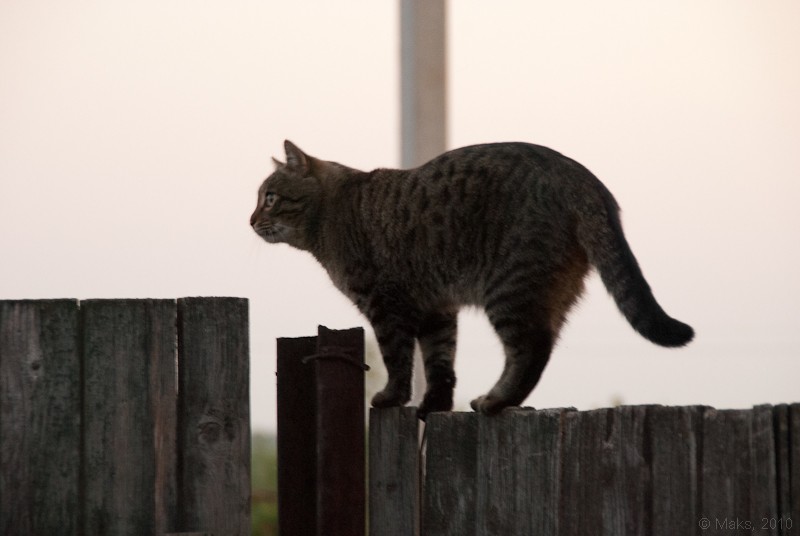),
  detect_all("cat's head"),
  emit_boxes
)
[250,140,324,251]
